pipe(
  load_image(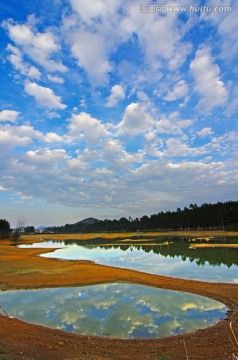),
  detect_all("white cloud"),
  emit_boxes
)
[217,5,238,60]
[64,0,192,87]
[67,112,110,141]
[165,138,191,157]
[200,1,238,60]
[47,75,64,84]
[0,110,20,123]
[190,46,228,113]
[165,80,189,101]
[5,20,67,73]
[69,0,120,24]
[6,44,41,79]
[26,149,68,165]
[24,82,66,110]
[0,124,42,151]
[106,85,125,107]
[44,132,64,143]
[156,115,193,135]
[118,103,155,136]
[6,44,26,73]
[120,2,191,71]
[101,139,144,170]
[197,127,214,138]
[27,66,41,79]
[1,123,237,216]
[69,28,112,85]
[224,85,238,116]
[11,125,42,139]
[0,130,31,149]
